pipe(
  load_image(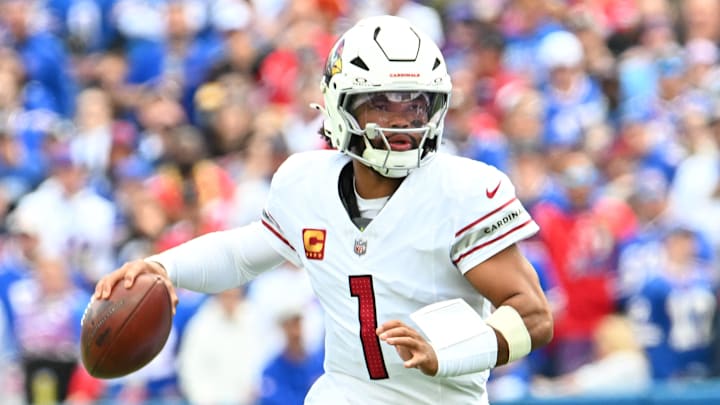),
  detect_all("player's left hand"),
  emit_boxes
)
[377,320,438,376]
